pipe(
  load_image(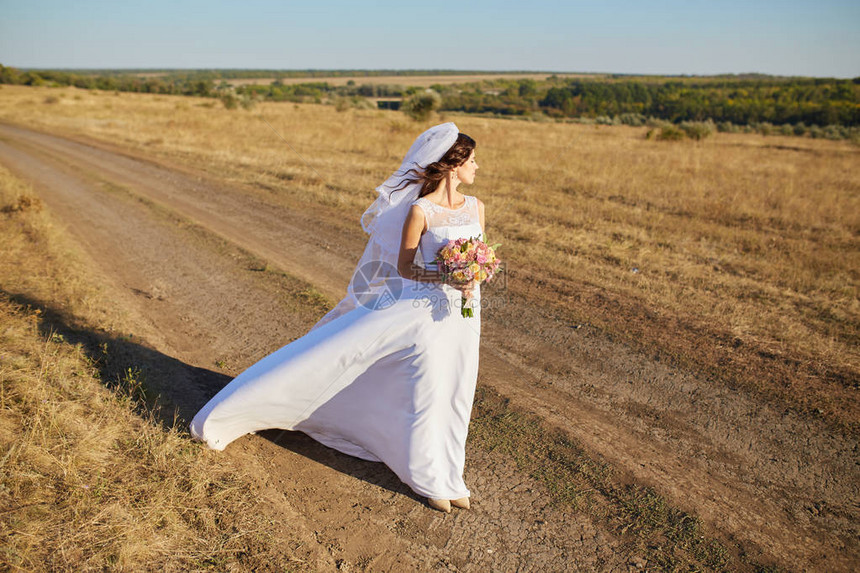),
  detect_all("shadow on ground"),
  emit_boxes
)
[259,429,419,501]
[5,288,416,500]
